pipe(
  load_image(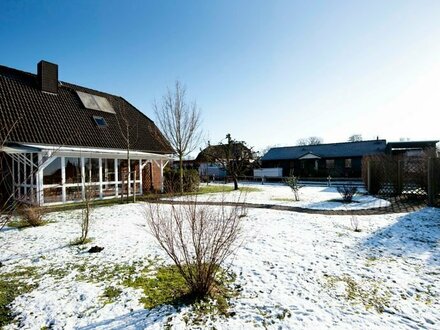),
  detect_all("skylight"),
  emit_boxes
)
[93,116,108,127]
[76,91,115,114]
